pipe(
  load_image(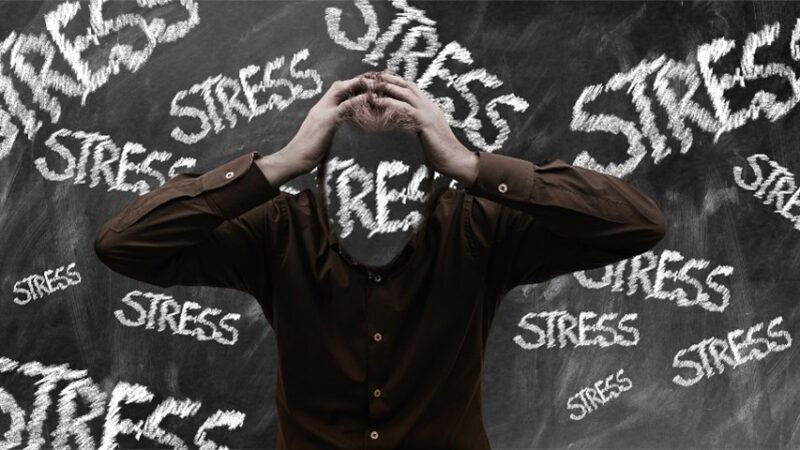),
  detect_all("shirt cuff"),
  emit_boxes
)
[465,151,536,205]
[464,151,633,223]
[203,151,282,219]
